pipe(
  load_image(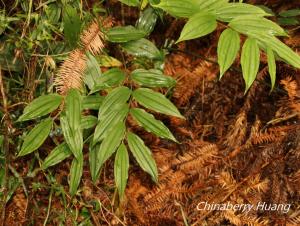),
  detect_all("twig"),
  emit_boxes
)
[8,164,28,197]
[43,188,53,226]
[30,51,71,57]
[0,67,9,226]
